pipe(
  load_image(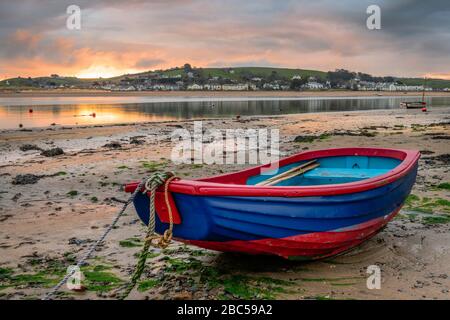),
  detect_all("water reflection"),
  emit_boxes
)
[0,96,448,130]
